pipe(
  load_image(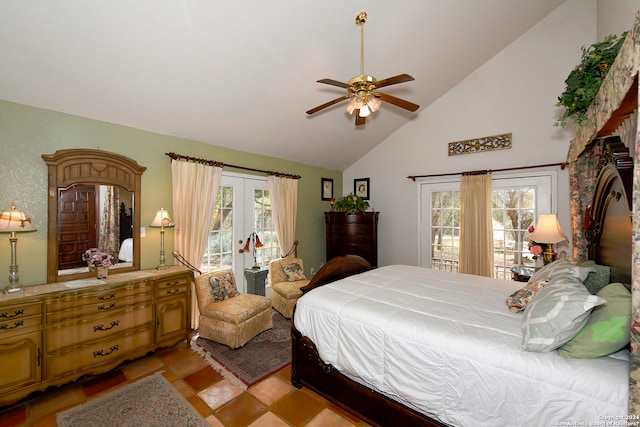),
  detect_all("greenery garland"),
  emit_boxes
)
[555,32,627,128]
